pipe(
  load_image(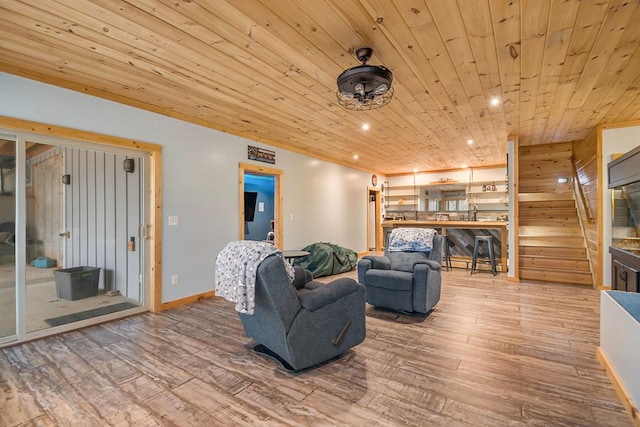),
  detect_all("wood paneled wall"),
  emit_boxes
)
[572,130,599,286]
[63,147,142,300]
